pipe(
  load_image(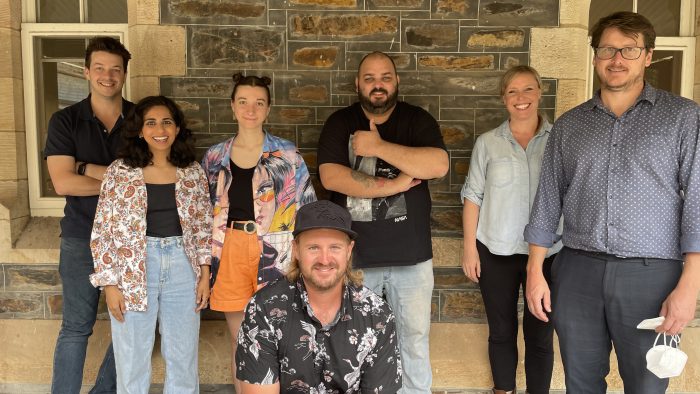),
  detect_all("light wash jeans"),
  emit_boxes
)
[52,237,116,394]
[361,259,434,394]
[111,236,200,394]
